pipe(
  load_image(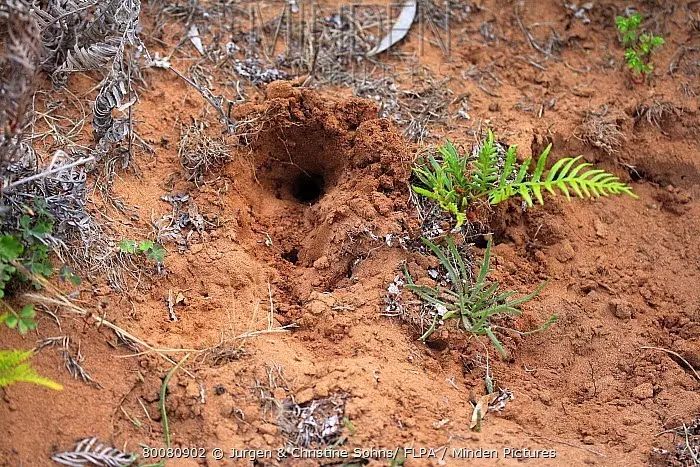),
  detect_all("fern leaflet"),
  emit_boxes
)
[489,152,638,206]
[471,130,499,192]
[0,350,63,390]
